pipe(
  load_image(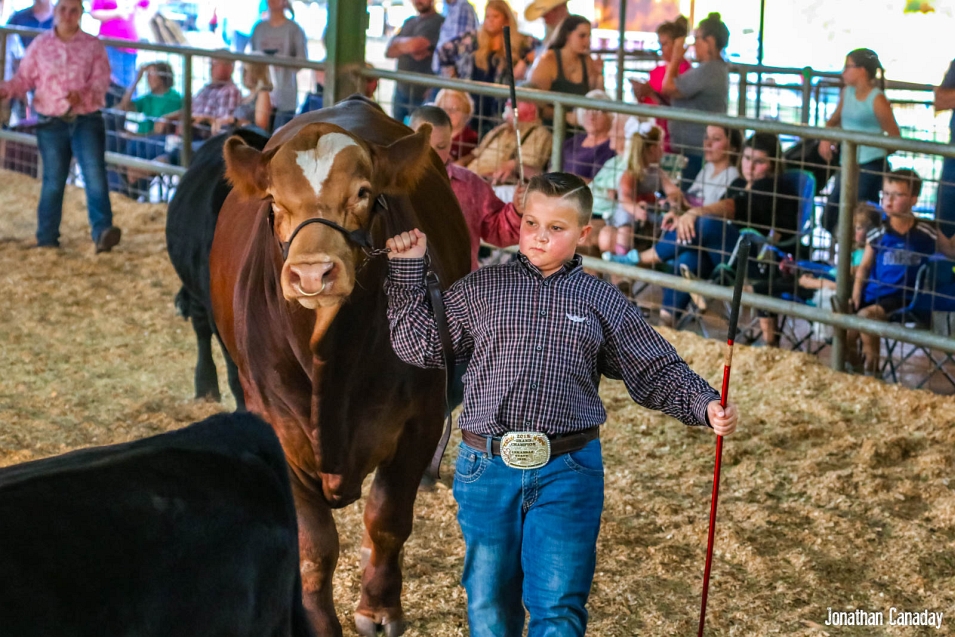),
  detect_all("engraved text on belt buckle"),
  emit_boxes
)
[499,432,551,470]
